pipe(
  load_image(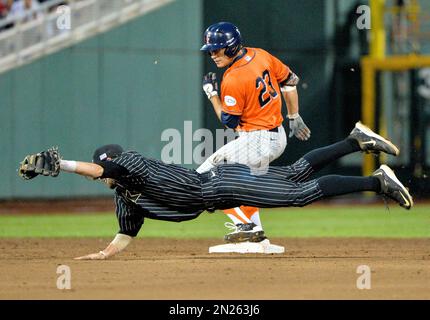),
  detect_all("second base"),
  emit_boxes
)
[209,239,285,254]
